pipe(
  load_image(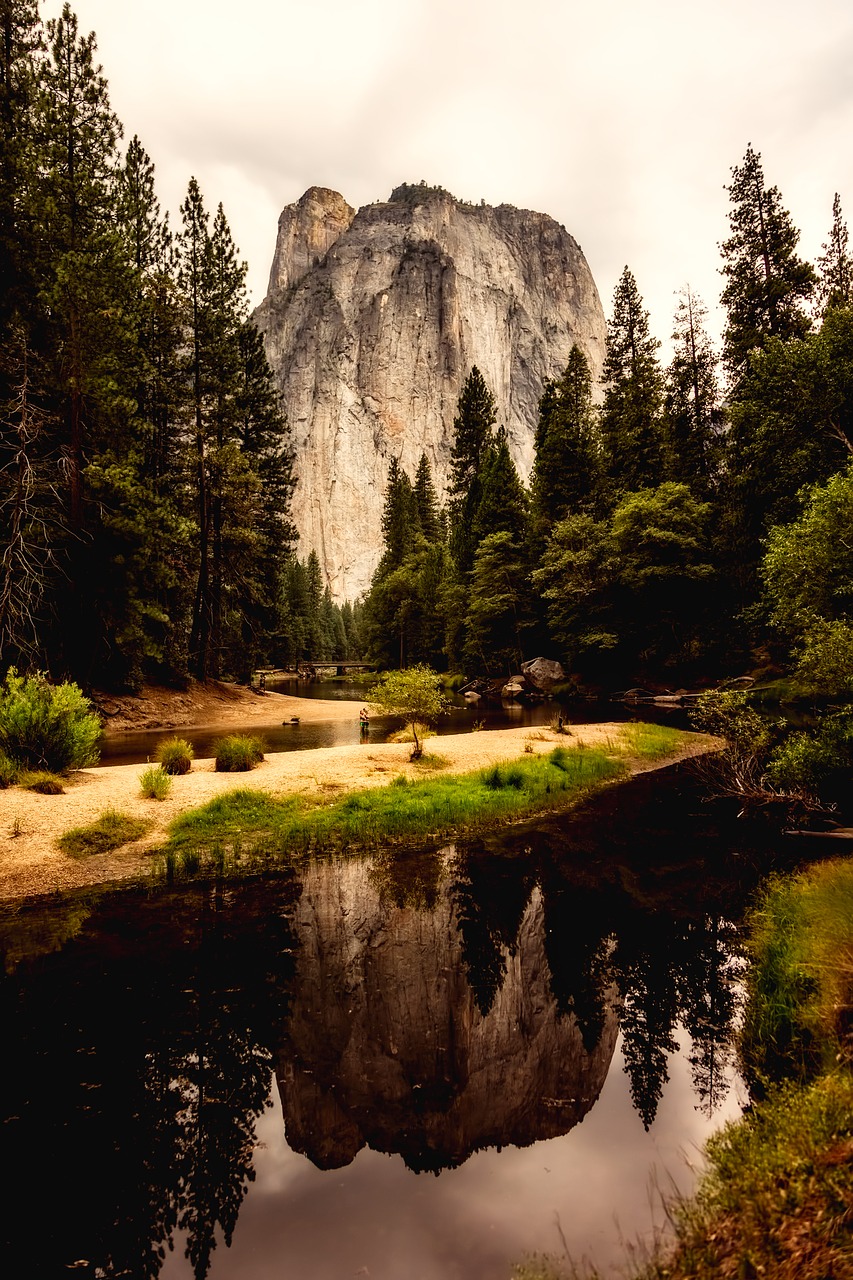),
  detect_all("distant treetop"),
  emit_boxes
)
[389,181,461,207]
